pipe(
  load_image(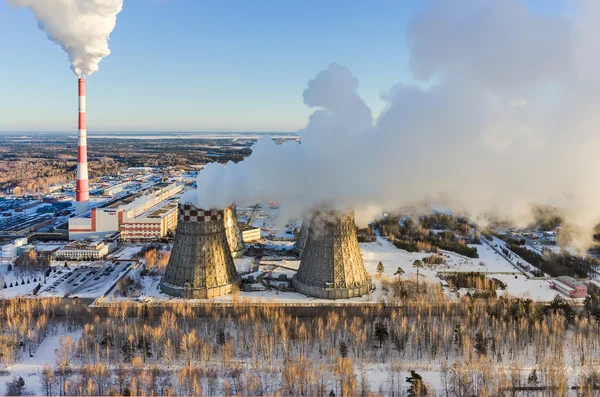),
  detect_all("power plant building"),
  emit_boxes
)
[68,183,182,240]
[160,204,240,298]
[240,226,261,242]
[292,209,372,299]
[55,240,113,261]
